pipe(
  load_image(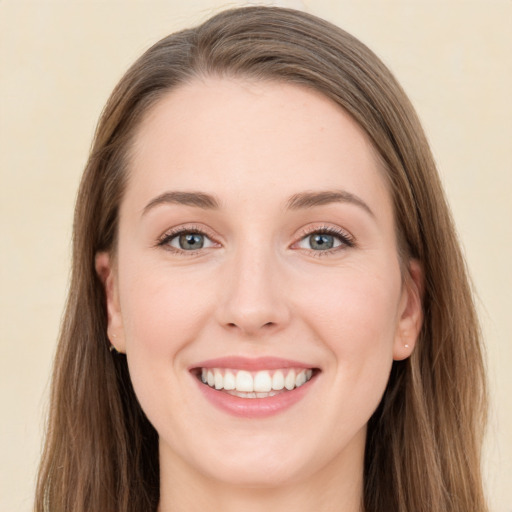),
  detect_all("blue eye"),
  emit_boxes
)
[161,230,217,251]
[176,233,205,250]
[308,233,337,250]
[296,229,353,251]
